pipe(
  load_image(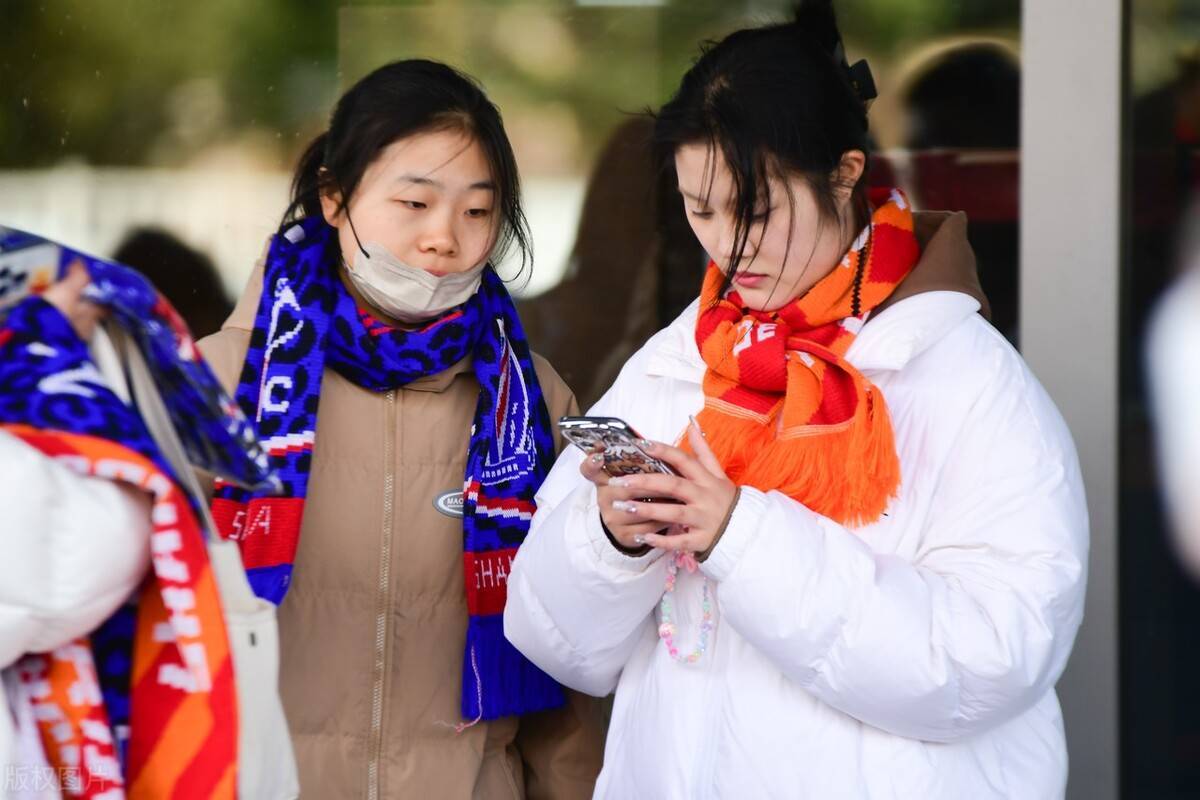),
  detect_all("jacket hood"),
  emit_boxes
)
[878,210,990,320]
